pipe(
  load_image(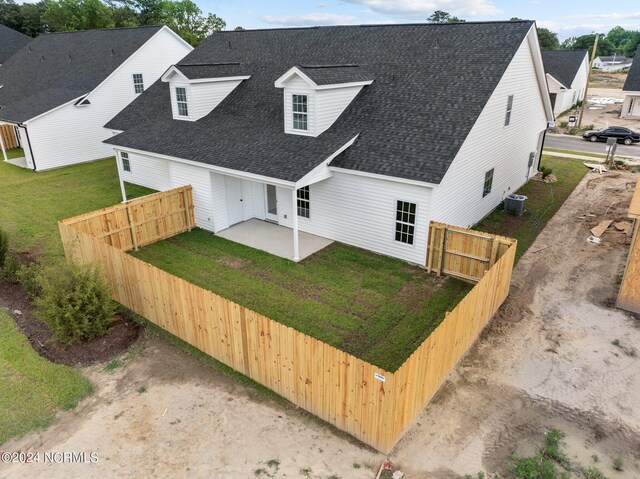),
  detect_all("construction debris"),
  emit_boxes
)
[583,163,607,173]
[614,221,633,236]
[590,220,613,237]
[587,235,602,245]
